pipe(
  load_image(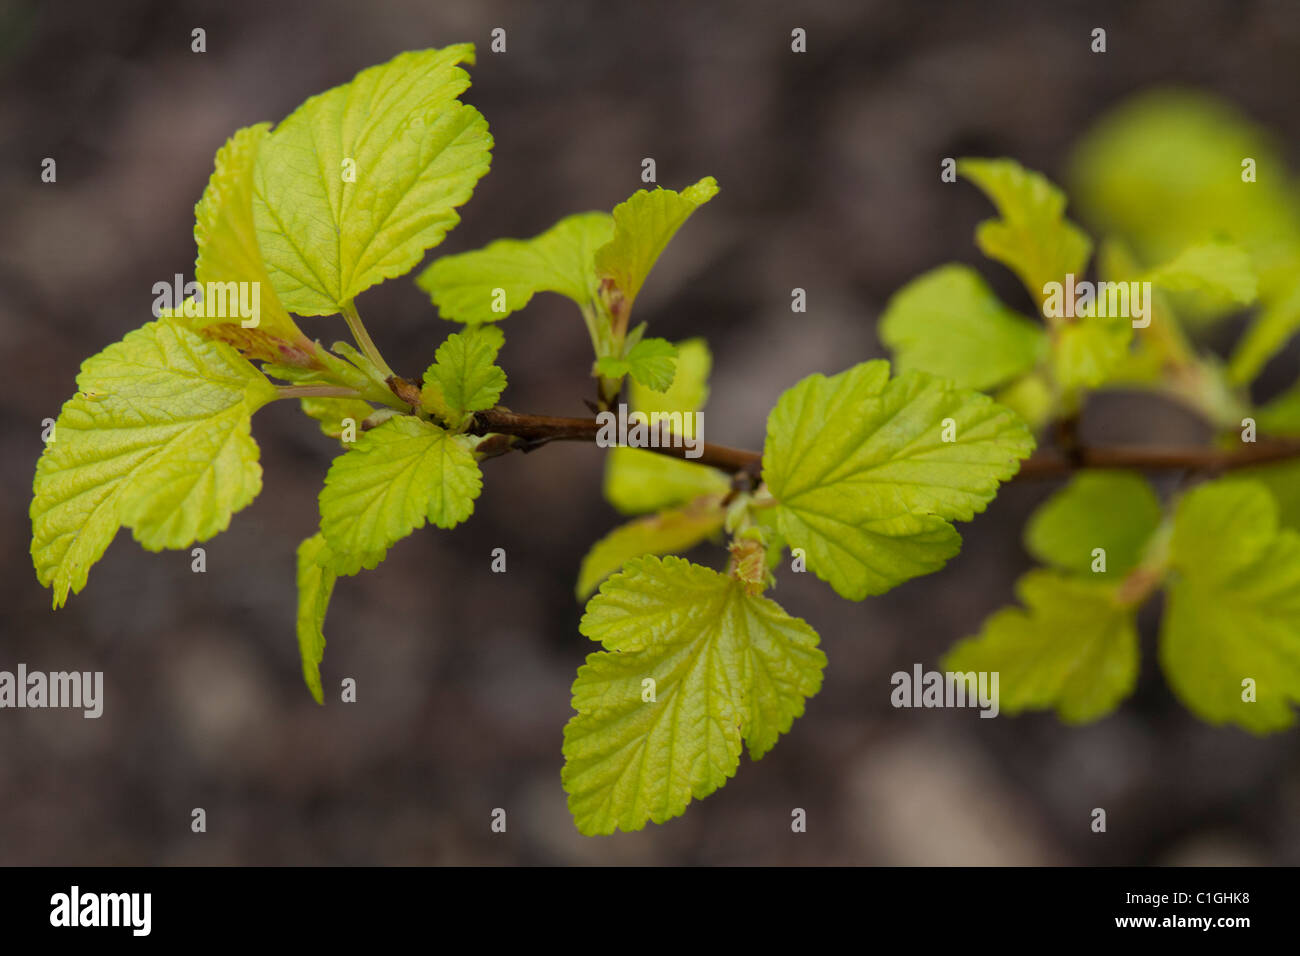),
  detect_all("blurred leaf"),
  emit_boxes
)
[944,570,1139,723]
[576,498,725,598]
[1025,471,1163,577]
[958,157,1093,305]
[1162,480,1300,732]
[1143,241,1258,306]
[879,264,1046,390]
